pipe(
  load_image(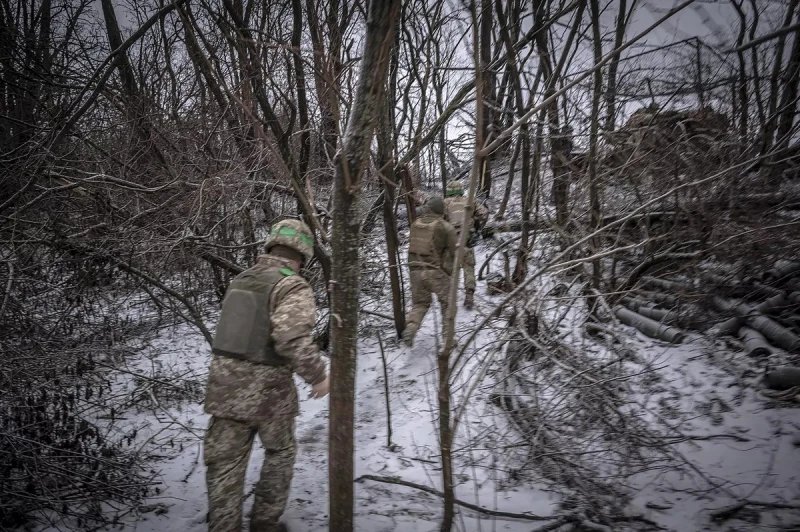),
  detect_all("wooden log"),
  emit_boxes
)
[614,306,686,344]
[738,327,774,357]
